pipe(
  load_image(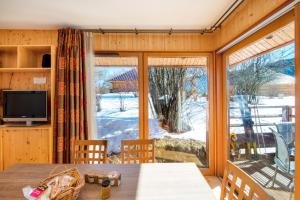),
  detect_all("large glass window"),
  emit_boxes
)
[94,56,140,163]
[227,23,295,200]
[148,56,209,168]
